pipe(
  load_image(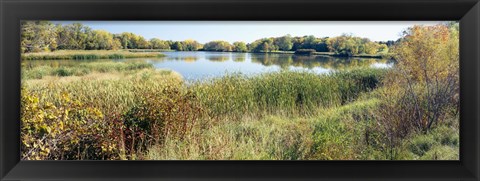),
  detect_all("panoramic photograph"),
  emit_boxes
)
[20,21,459,160]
